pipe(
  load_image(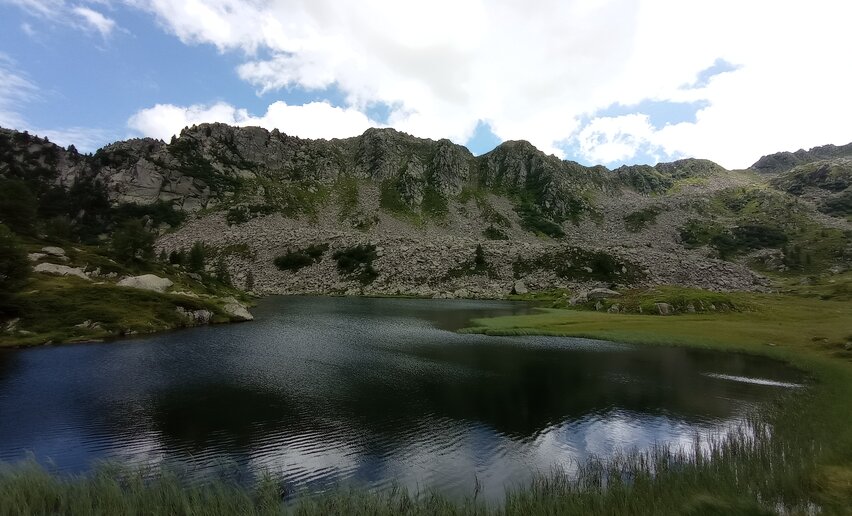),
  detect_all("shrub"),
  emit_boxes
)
[0,224,30,292]
[474,244,486,269]
[333,244,378,284]
[111,220,155,265]
[169,250,186,265]
[513,248,642,282]
[624,206,664,232]
[274,244,329,272]
[0,224,31,315]
[0,179,38,235]
[422,186,448,218]
[483,225,509,240]
[113,201,186,228]
[188,242,206,273]
[516,200,564,238]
